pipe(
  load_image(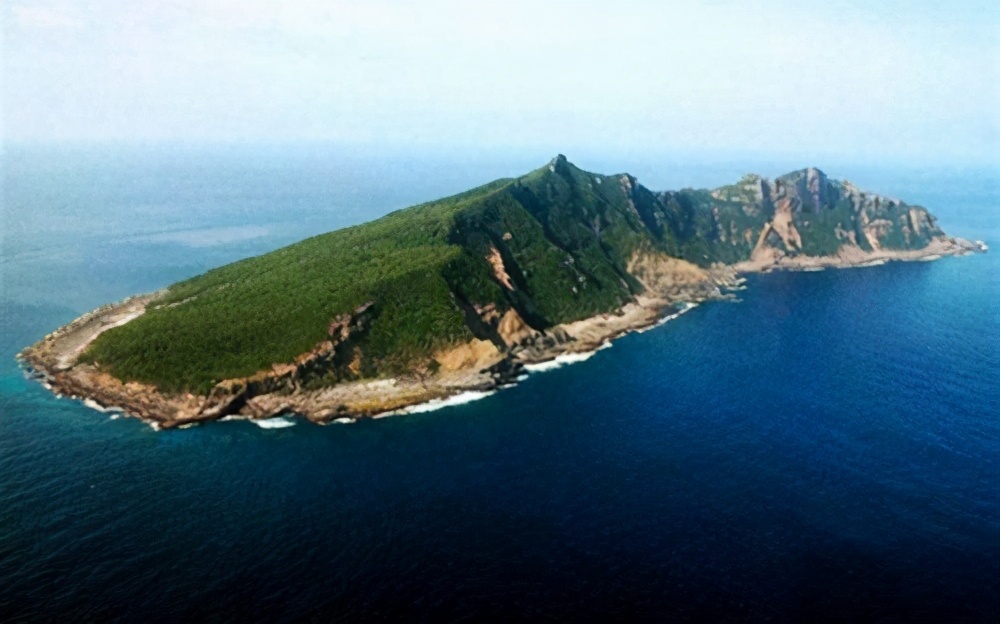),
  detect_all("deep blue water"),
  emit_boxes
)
[1,145,998,621]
